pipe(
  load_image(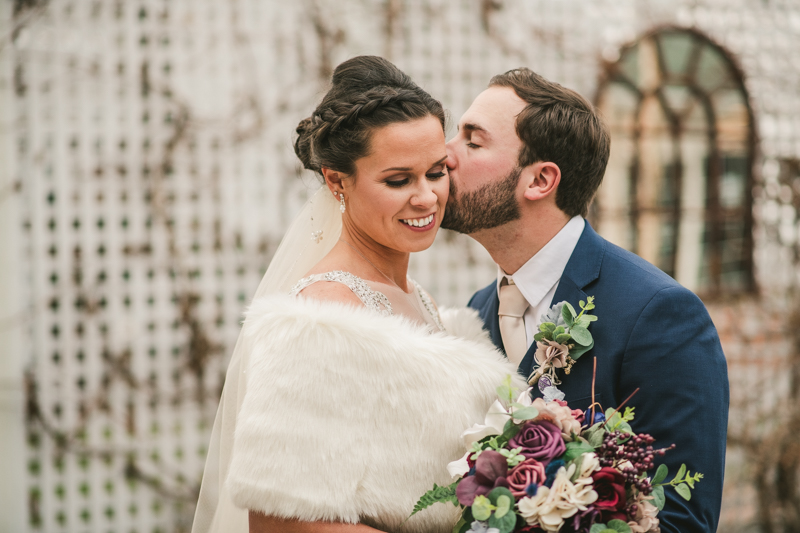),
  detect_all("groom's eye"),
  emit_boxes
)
[466,142,480,149]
